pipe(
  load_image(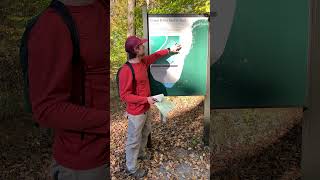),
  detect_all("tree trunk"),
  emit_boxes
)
[127,0,136,36]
